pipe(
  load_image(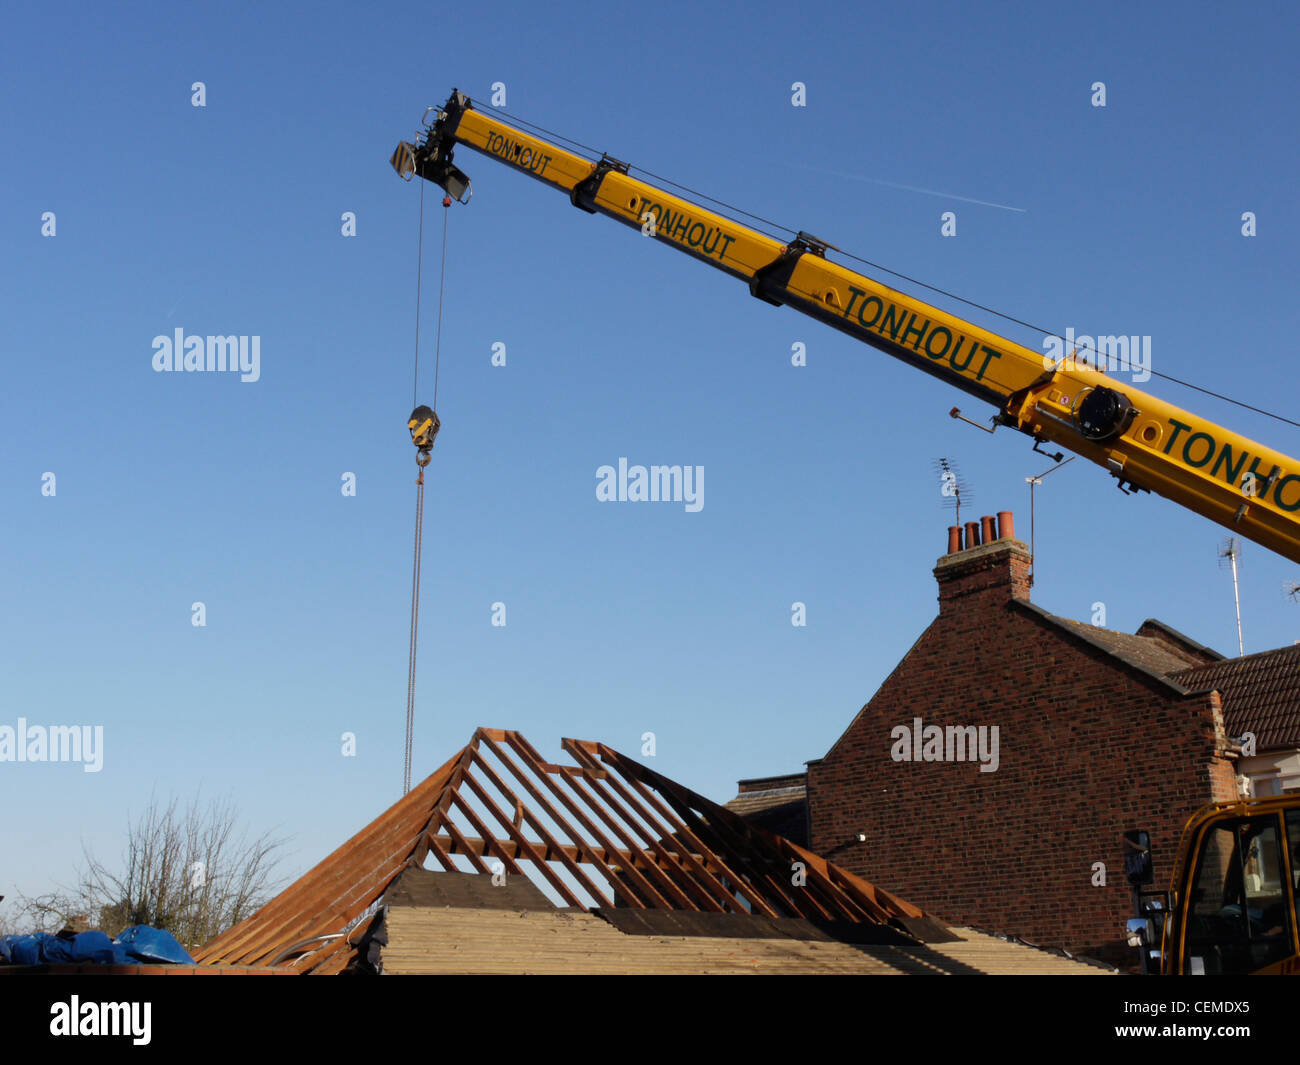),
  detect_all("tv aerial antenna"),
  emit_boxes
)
[933,458,972,530]
[1218,538,1245,657]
